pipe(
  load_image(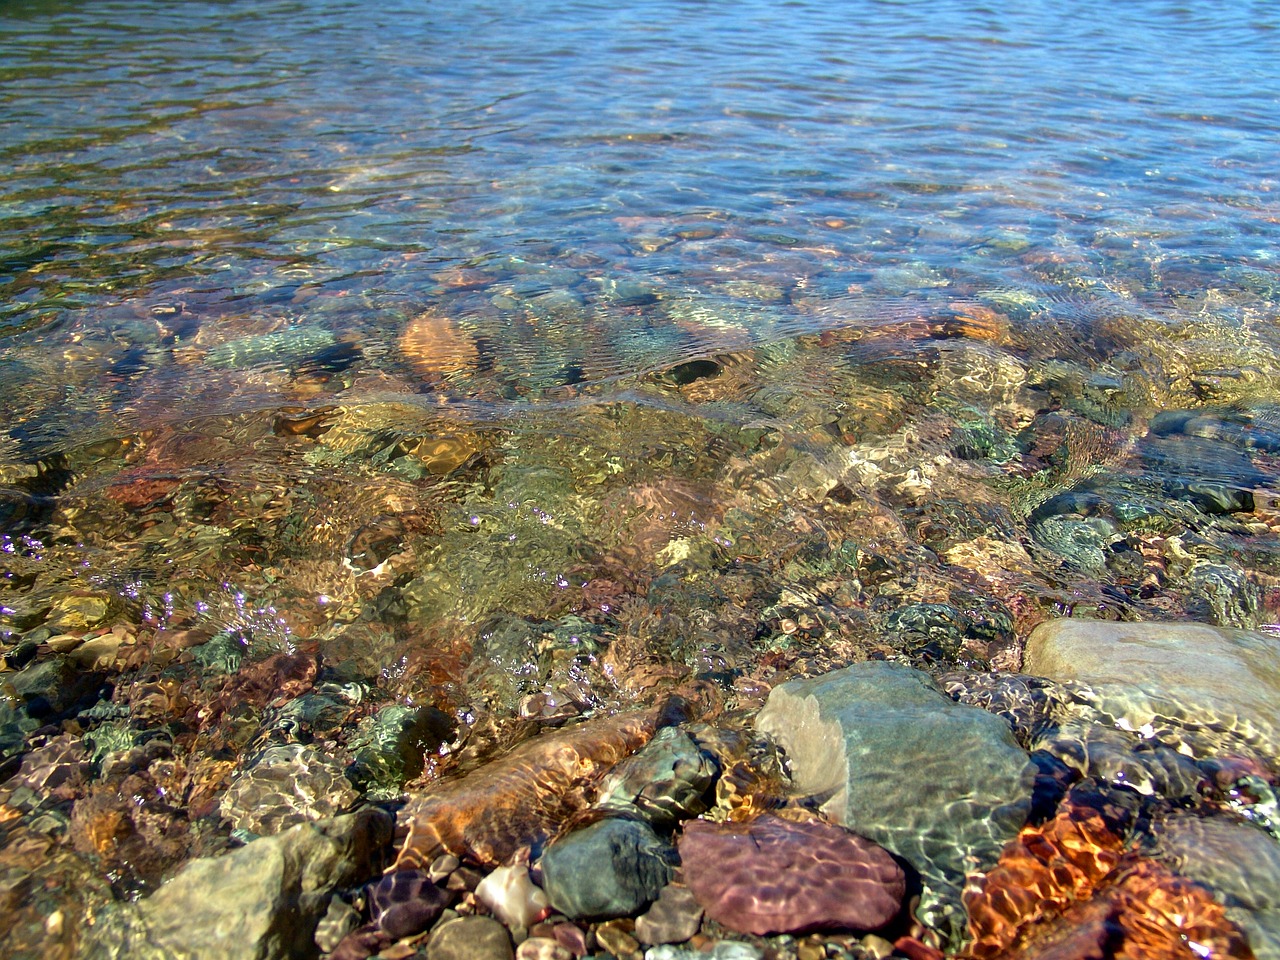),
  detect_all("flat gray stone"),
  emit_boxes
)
[756,661,1033,946]
[539,817,674,920]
